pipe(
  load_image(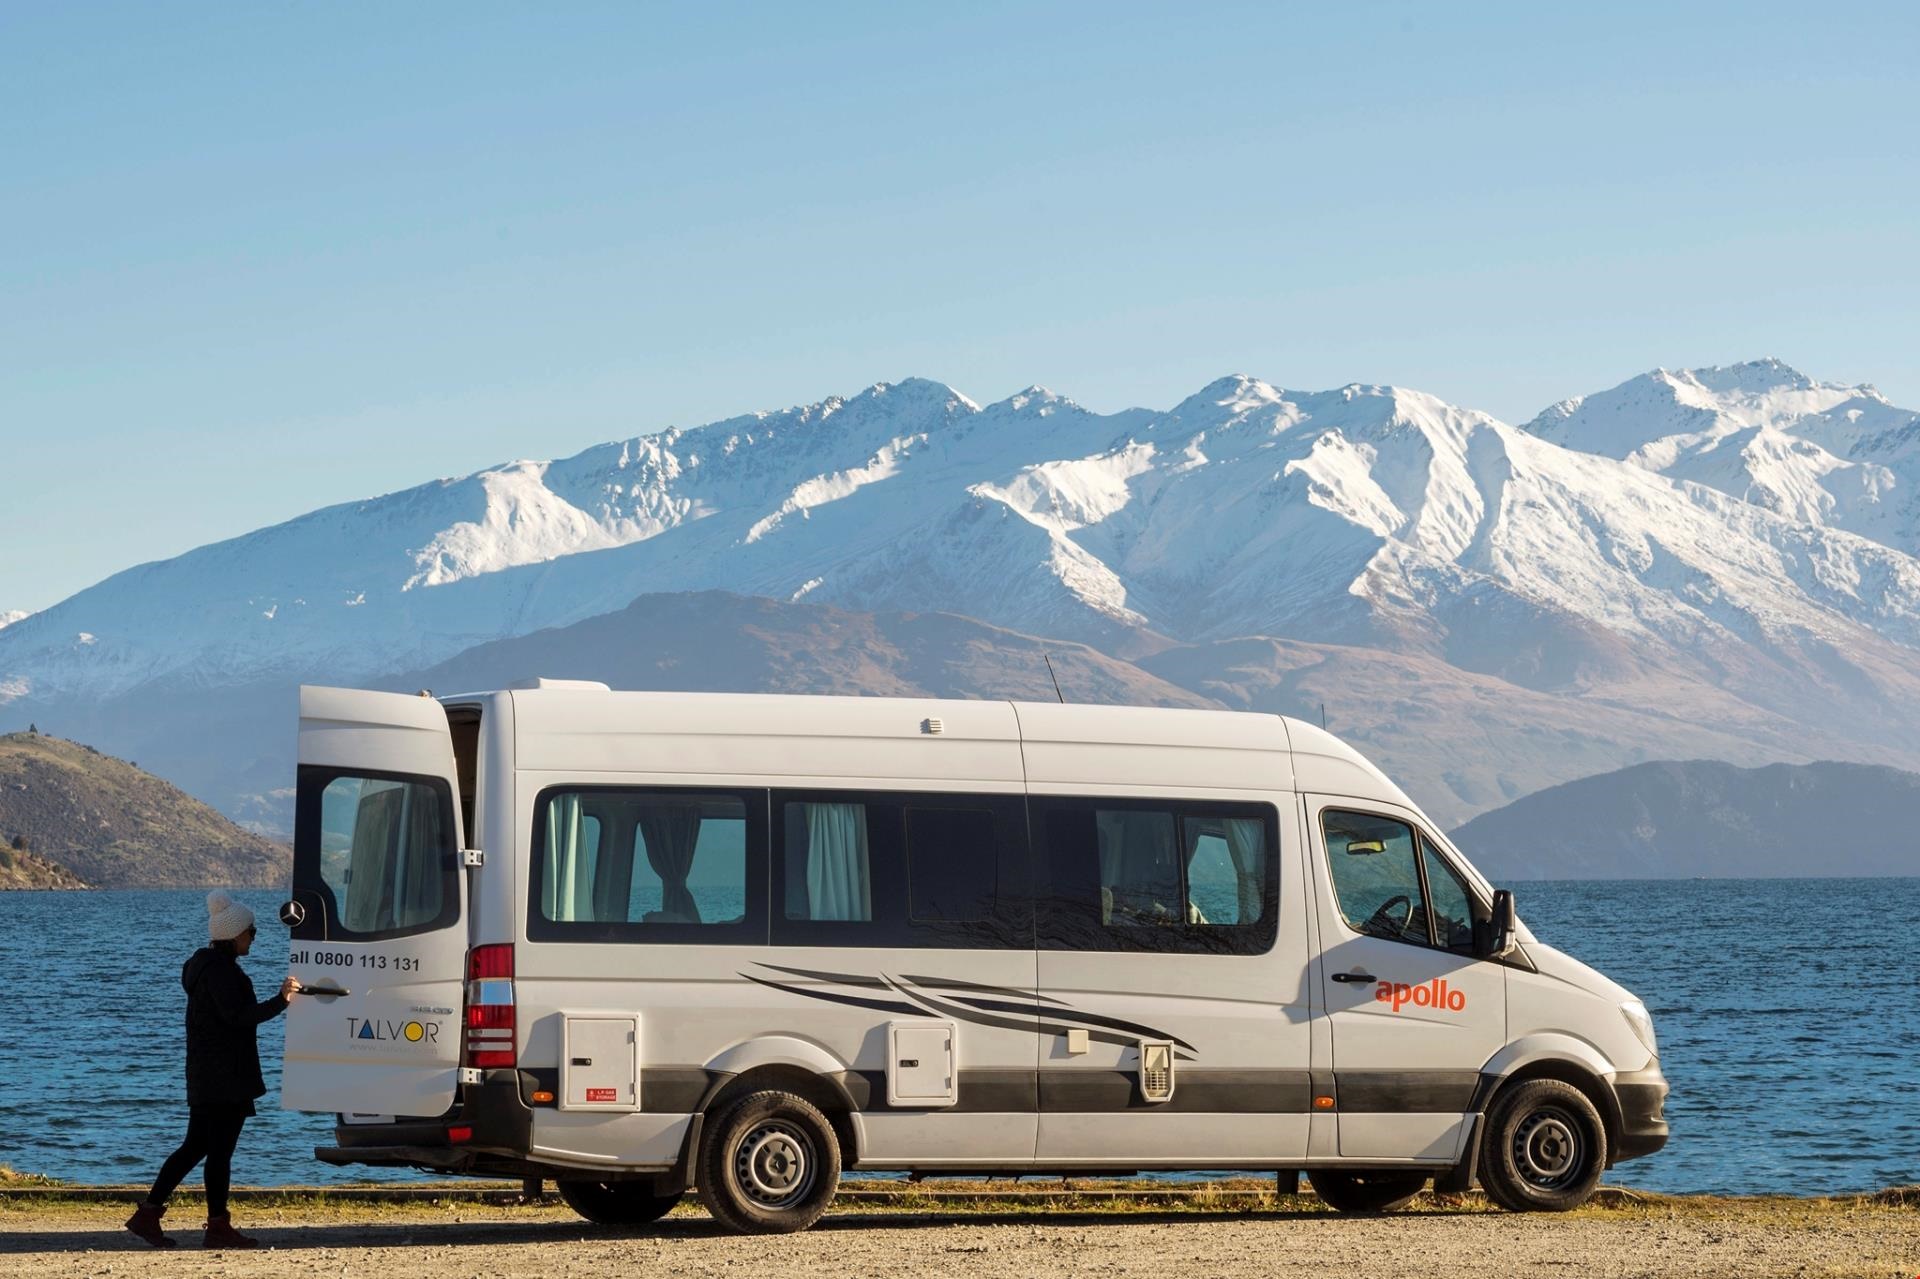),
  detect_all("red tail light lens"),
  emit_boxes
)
[467,944,514,981]
[463,944,516,1070]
